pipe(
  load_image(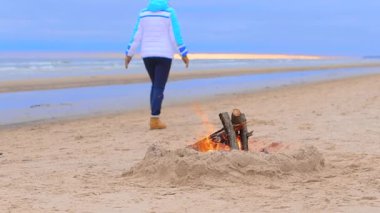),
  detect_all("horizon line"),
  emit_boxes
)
[0,51,336,60]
